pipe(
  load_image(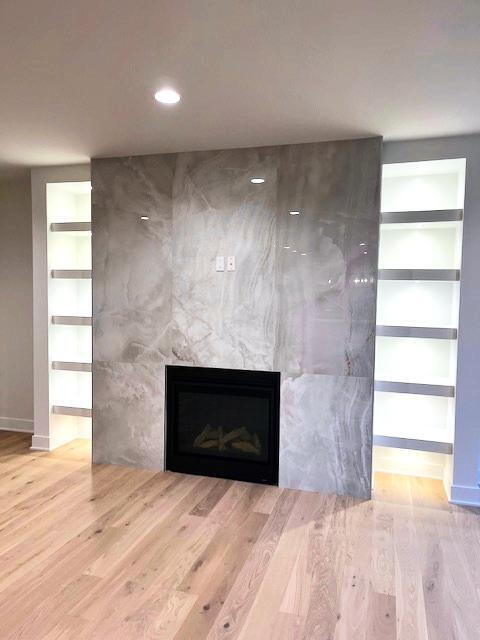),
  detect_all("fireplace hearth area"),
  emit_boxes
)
[165,366,280,485]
